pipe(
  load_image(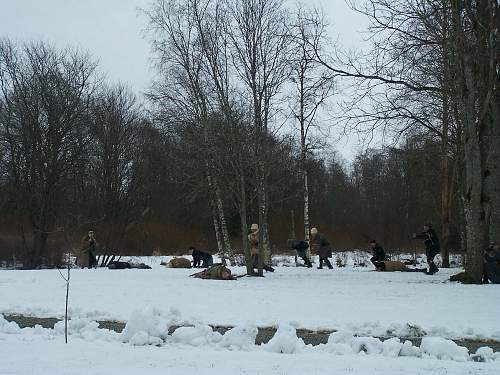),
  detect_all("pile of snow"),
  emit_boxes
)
[53,318,119,342]
[0,314,21,334]
[471,347,500,363]
[262,324,306,354]
[420,337,469,361]
[121,307,180,346]
[218,323,258,350]
[170,325,222,346]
